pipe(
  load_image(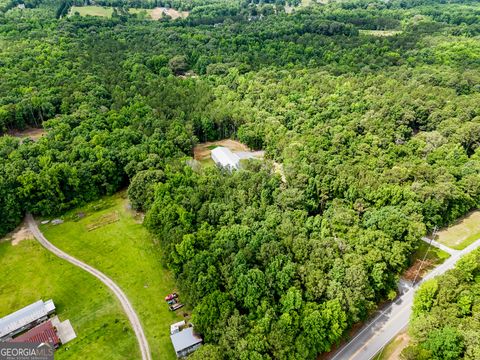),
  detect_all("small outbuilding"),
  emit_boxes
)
[170,327,202,358]
[10,320,60,348]
[211,147,240,170]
